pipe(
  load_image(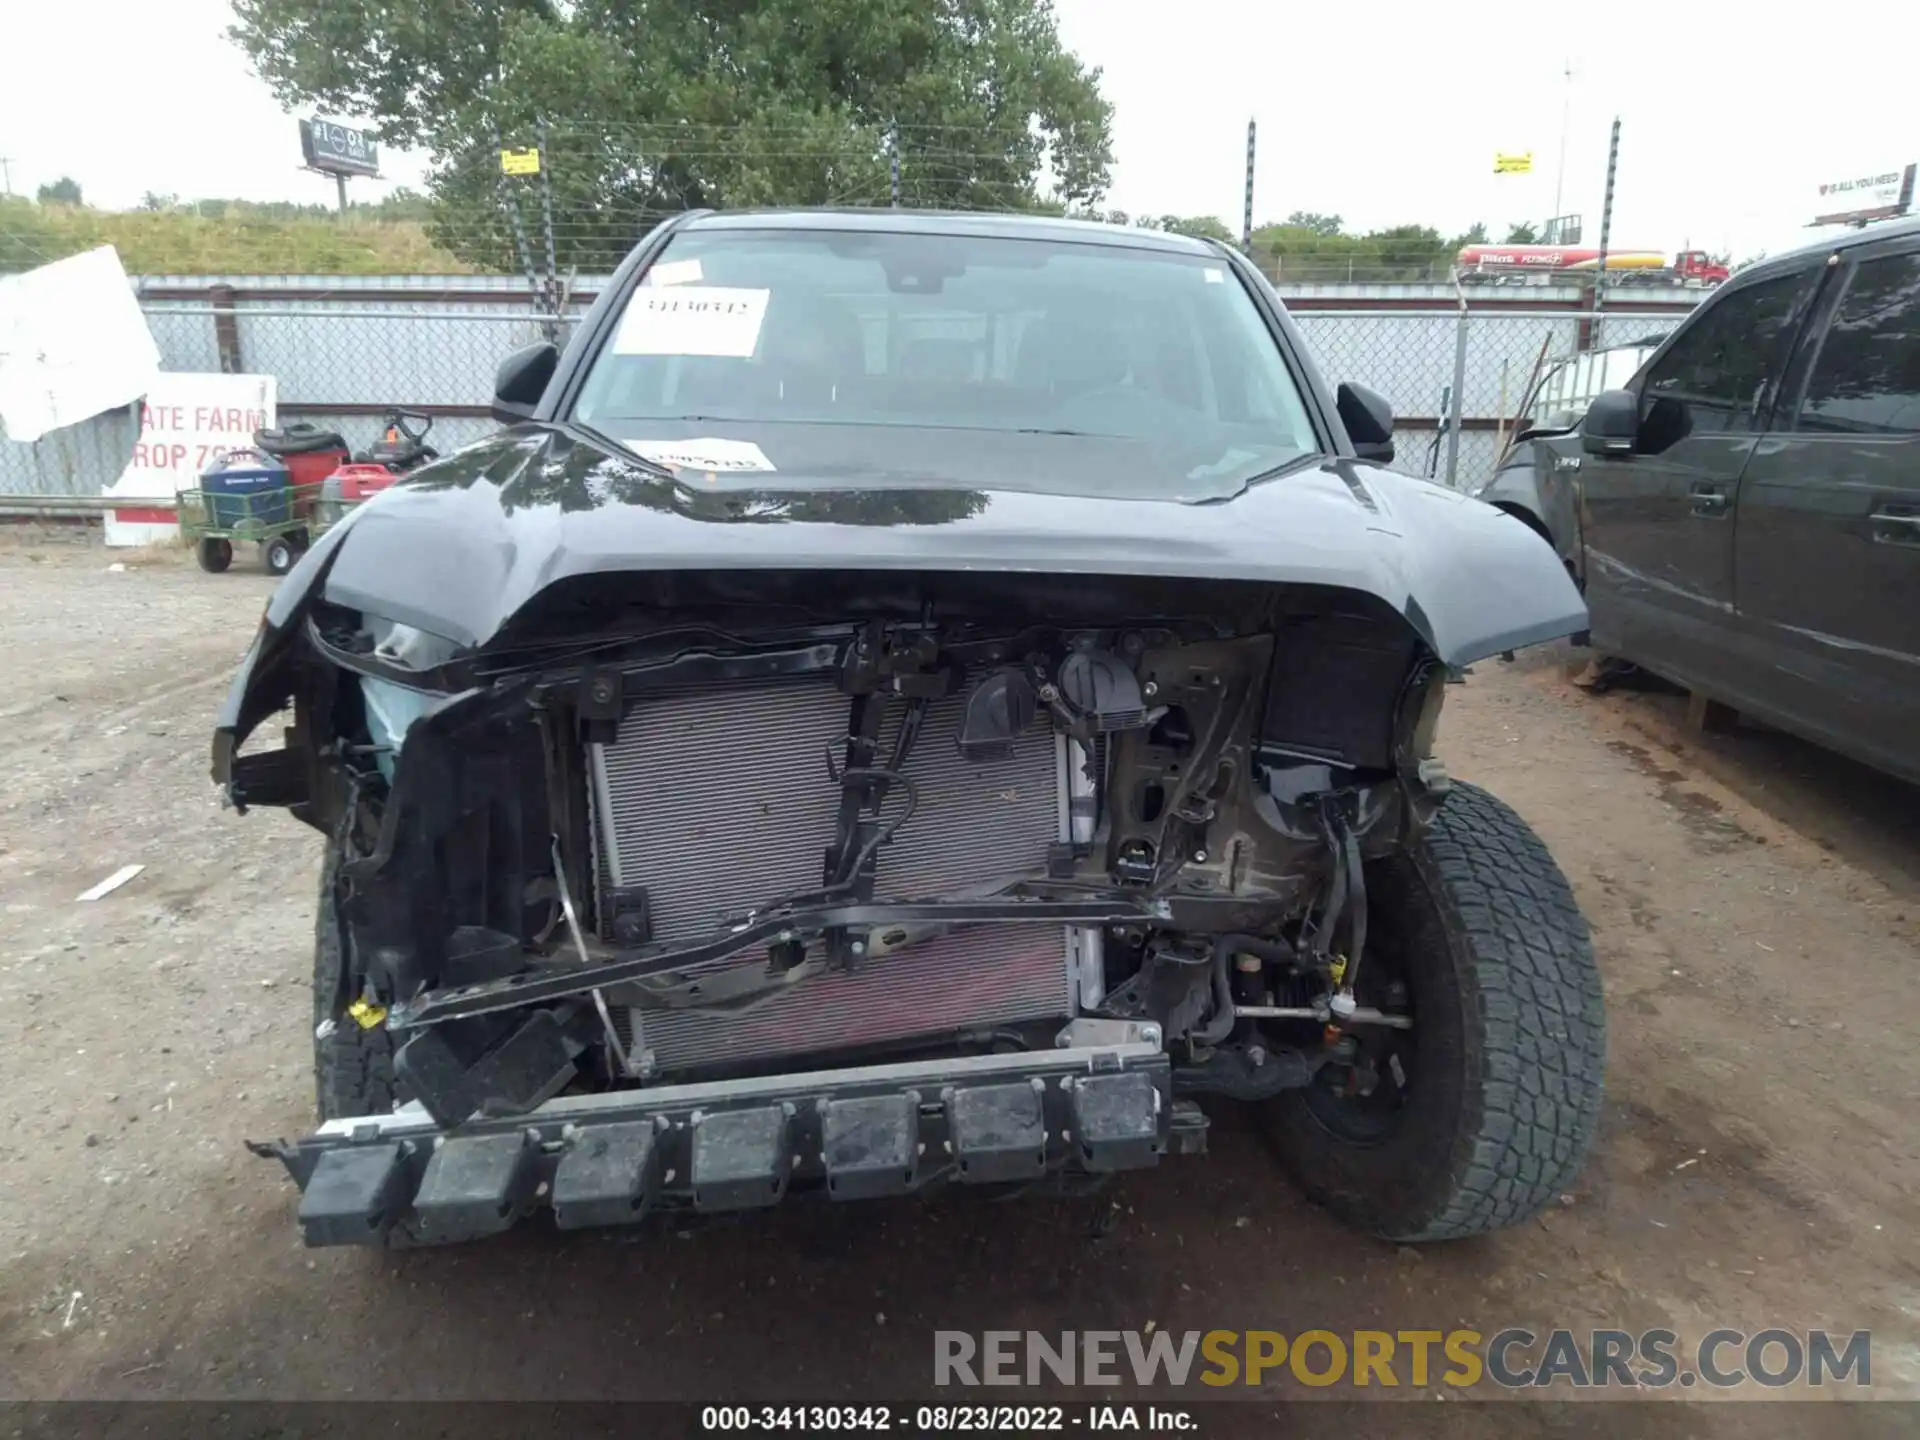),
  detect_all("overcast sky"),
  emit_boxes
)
[4,0,1916,260]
